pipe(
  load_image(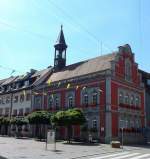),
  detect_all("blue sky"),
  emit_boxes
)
[0,0,149,79]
